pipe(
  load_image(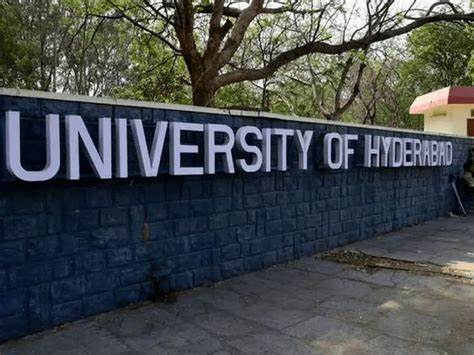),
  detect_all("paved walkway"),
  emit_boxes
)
[1,215,474,354]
